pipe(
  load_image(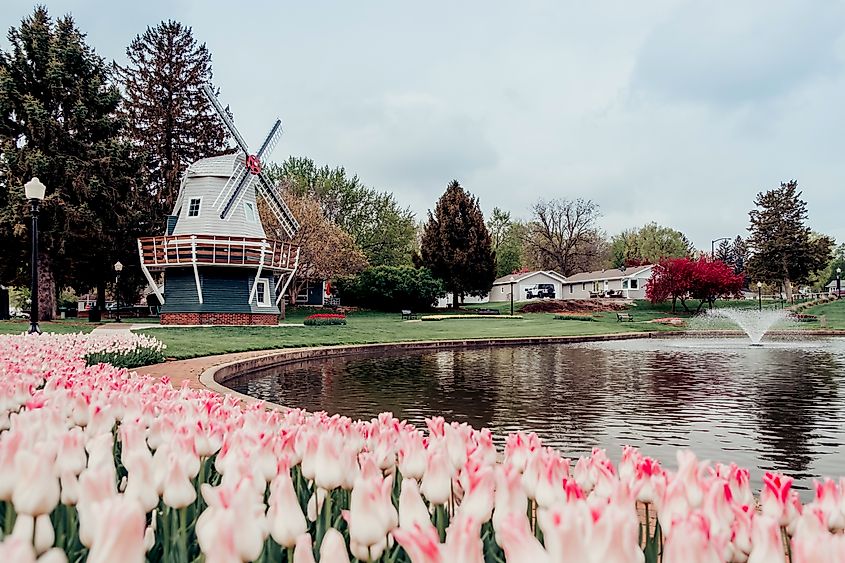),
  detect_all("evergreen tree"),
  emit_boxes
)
[746,180,832,300]
[116,20,228,230]
[715,238,732,263]
[420,180,495,307]
[0,7,141,319]
[730,235,748,278]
